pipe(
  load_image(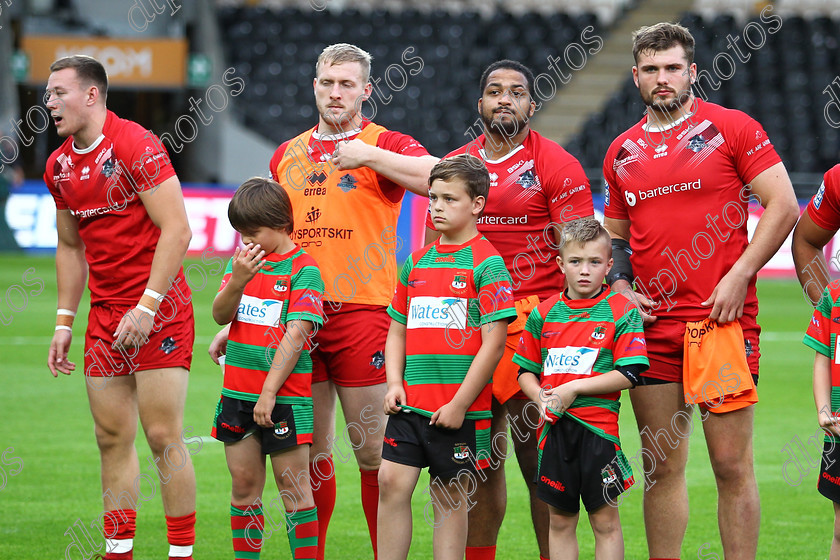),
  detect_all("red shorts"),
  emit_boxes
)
[84,297,194,378]
[643,315,760,383]
[310,303,388,387]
